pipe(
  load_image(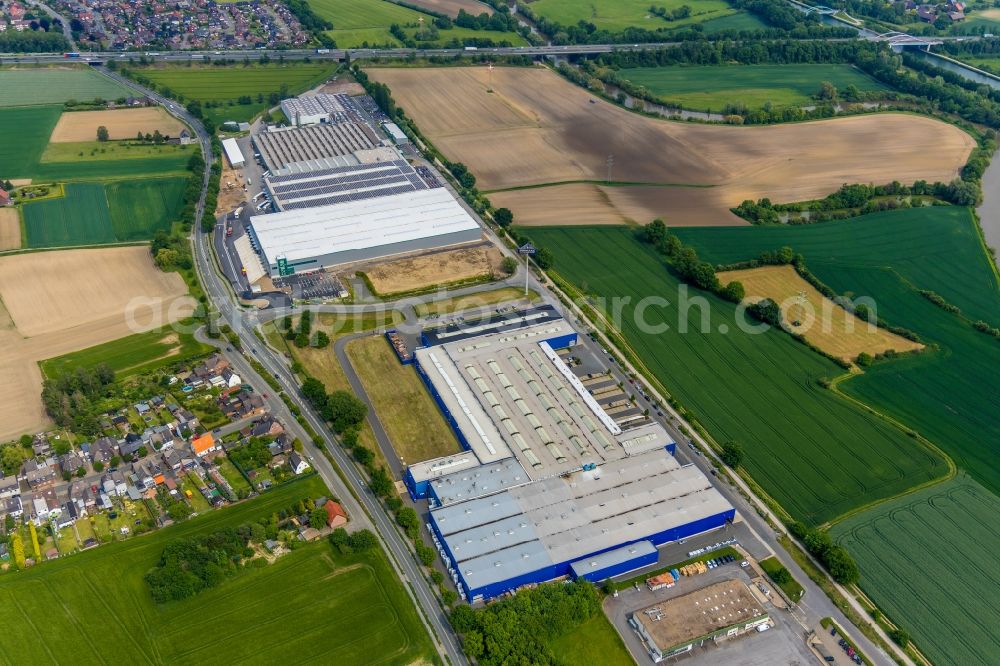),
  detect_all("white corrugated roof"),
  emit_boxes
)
[248,188,480,263]
[222,138,244,165]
